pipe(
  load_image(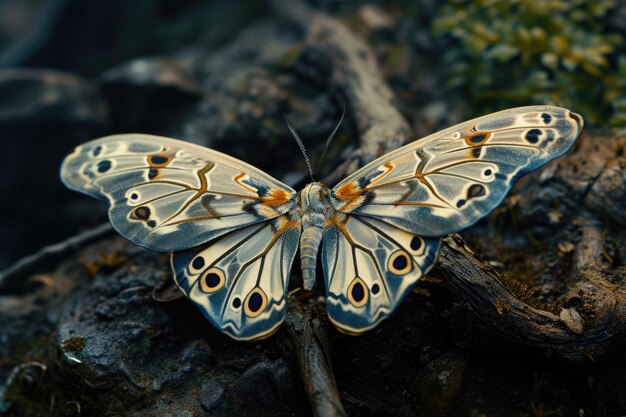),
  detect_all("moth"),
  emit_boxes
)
[61,106,583,341]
